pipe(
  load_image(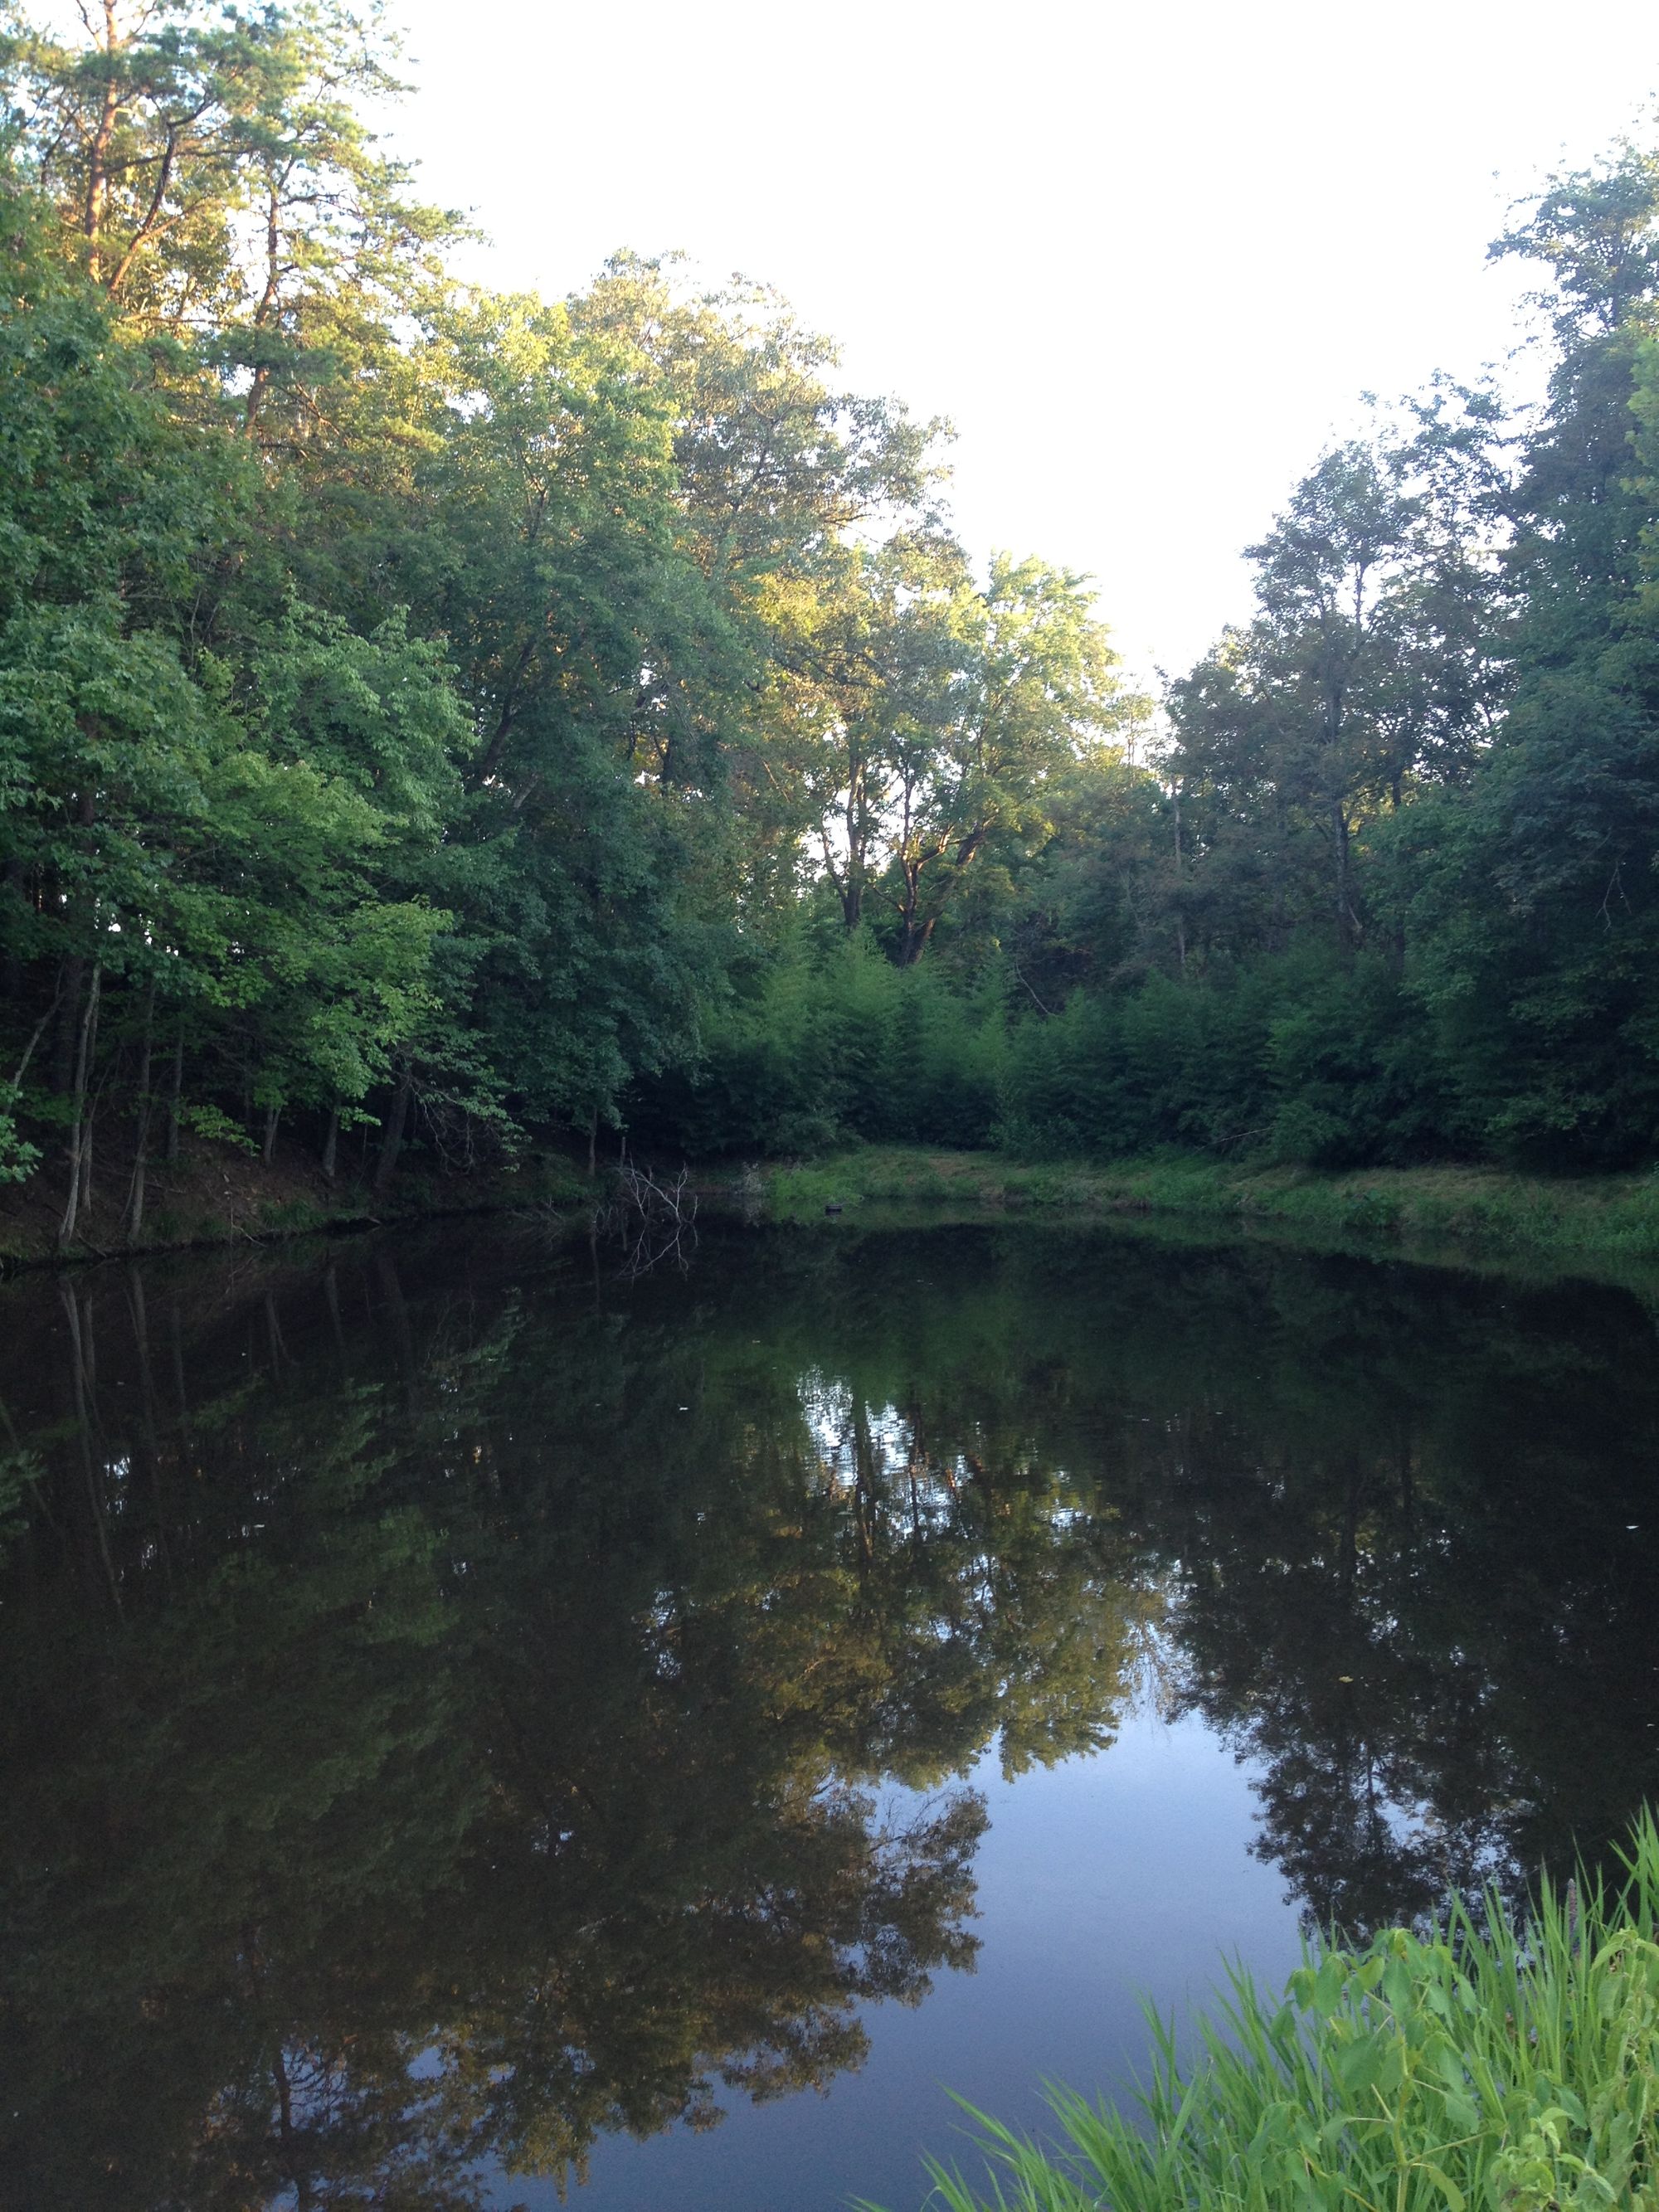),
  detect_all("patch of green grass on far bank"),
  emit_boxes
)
[862,1809,1659,2212]
[757,1145,1659,1262]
